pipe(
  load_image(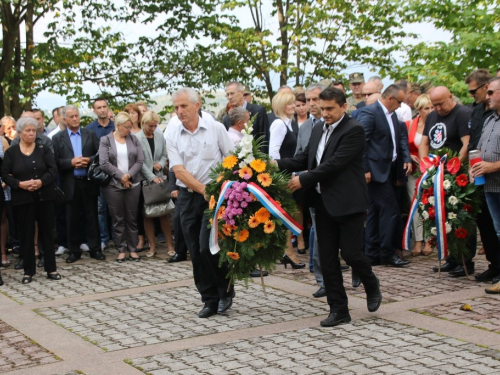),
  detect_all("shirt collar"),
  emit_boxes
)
[378,100,392,115]
[67,127,81,136]
[242,101,248,109]
[323,115,344,132]
[180,115,207,134]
